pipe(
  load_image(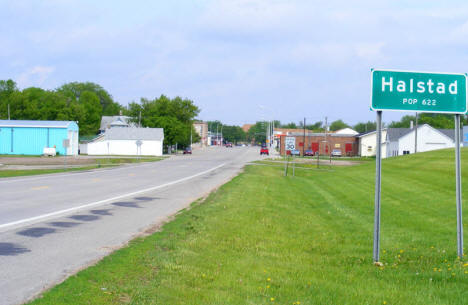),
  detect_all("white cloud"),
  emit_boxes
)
[17,66,55,88]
